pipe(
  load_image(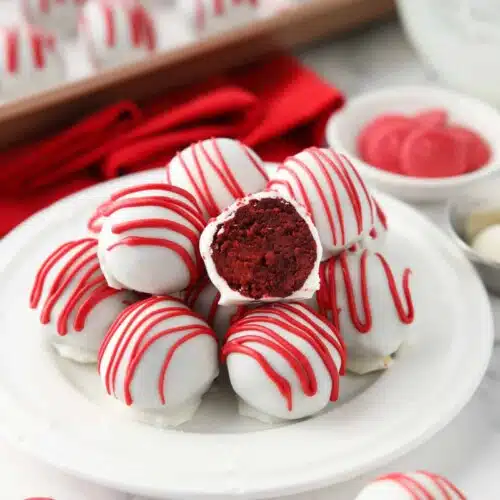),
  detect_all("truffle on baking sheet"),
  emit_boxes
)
[313,248,415,374]
[199,190,322,305]
[267,147,375,260]
[97,183,205,295]
[30,238,137,363]
[98,296,219,427]
[0,24,65,99]
[355,471,466,500]
[21,0,83,38]
[178,0,259,37]
[184,276,243,339]
[166,138,268,219]
[222,302,346,422]
[79,0,156,70]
